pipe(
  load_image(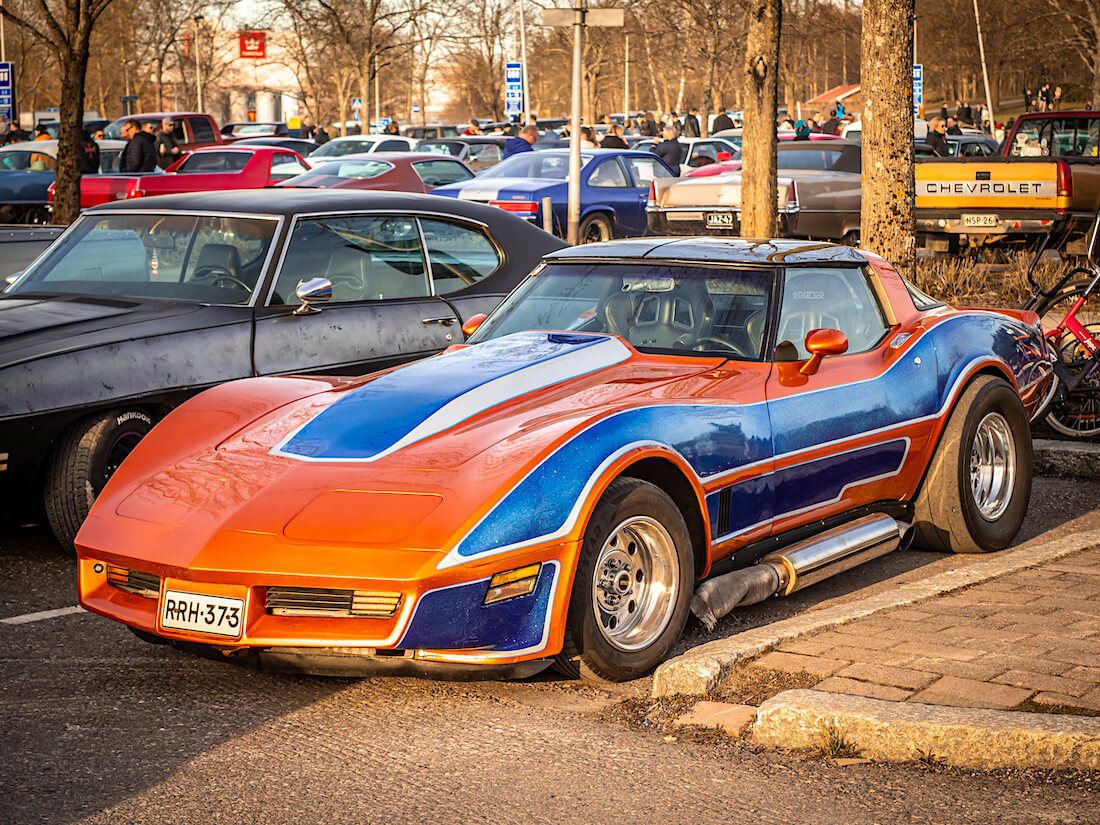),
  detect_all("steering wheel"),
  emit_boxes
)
[192,266,253,294]
[694,336,749,357]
